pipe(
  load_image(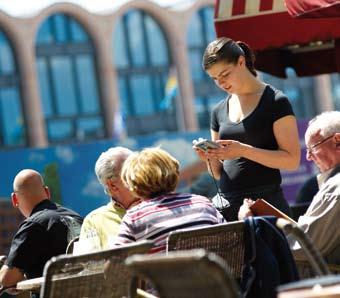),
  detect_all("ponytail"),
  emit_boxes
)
[236,41,257,77]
